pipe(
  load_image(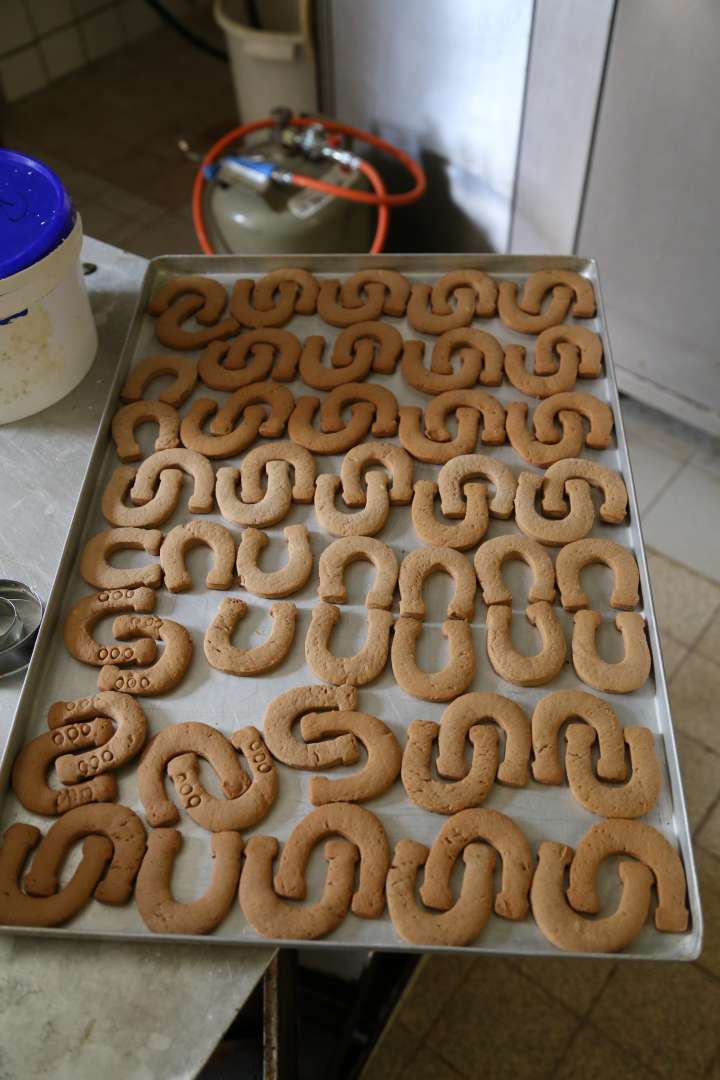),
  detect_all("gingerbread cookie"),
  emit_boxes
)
[421,808,533,920]
[80,527,163,591]
[565,724,660,817]
[556,538,640,611]
[251,268,319,315]
[240,441,316,504]
[160,521,235,592]
[138,721,249,827]
[514,472,595,546]
[48,691,147,782]
[63,587,157,667]
[168,726,276,831]
[406,283,475,334]
[411,480,489,550]
[299,323,403,390]
[148,274,226,320]
[261,684,359,771]
[437,692,531,788]
[401,720,498,814]
[111,400,180,462]
[131,448,215,515]
[504,342,580,398]
[319,383,398,438]
[567,819,689,932]
[486,602,567,687]
[387,838,495,947]
[533,392,613,450]
[102,465,184,529]
[340,269,410,317]
[0,823,112,927]
[398,405,480,464]
[391,618,475,702]
[179,399,266,458]
[424,389,505,446]
[542,458,628,524]
[237,525,313,598]
[399,545,476,621]
[97,614,193,696]
[12,721,117,816]
[474,535,556,607]
[437,454,516,519]
[273,802,390,918]
[318,536,398,610]
[531,689,627,785]
[519,270,596,319]
[120,355,197,407]
[198,330,302,391]
[216,462,292,528]
[300,710,401,805]
[204,598,296,676]
[432,270,498,317]
[136,829,243,935]
[497,280,573,334]
[534,324,603,377]
[314,472,391,538]
[400,329,504,395]
[531,841,653,953]
[23,803,146,905]
[230,278,296,328]
[340,443,414,507]
[240,835,358,940]
[288,395,375,454]
[305,604,393,686]
[317,278,386,326]
[505,403,585,468]
[572,611,651,693]
[210,383,295,440]
[154,296,238,352]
